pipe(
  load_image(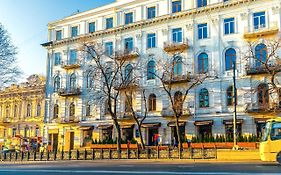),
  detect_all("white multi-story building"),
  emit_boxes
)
[42,0,281,150]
